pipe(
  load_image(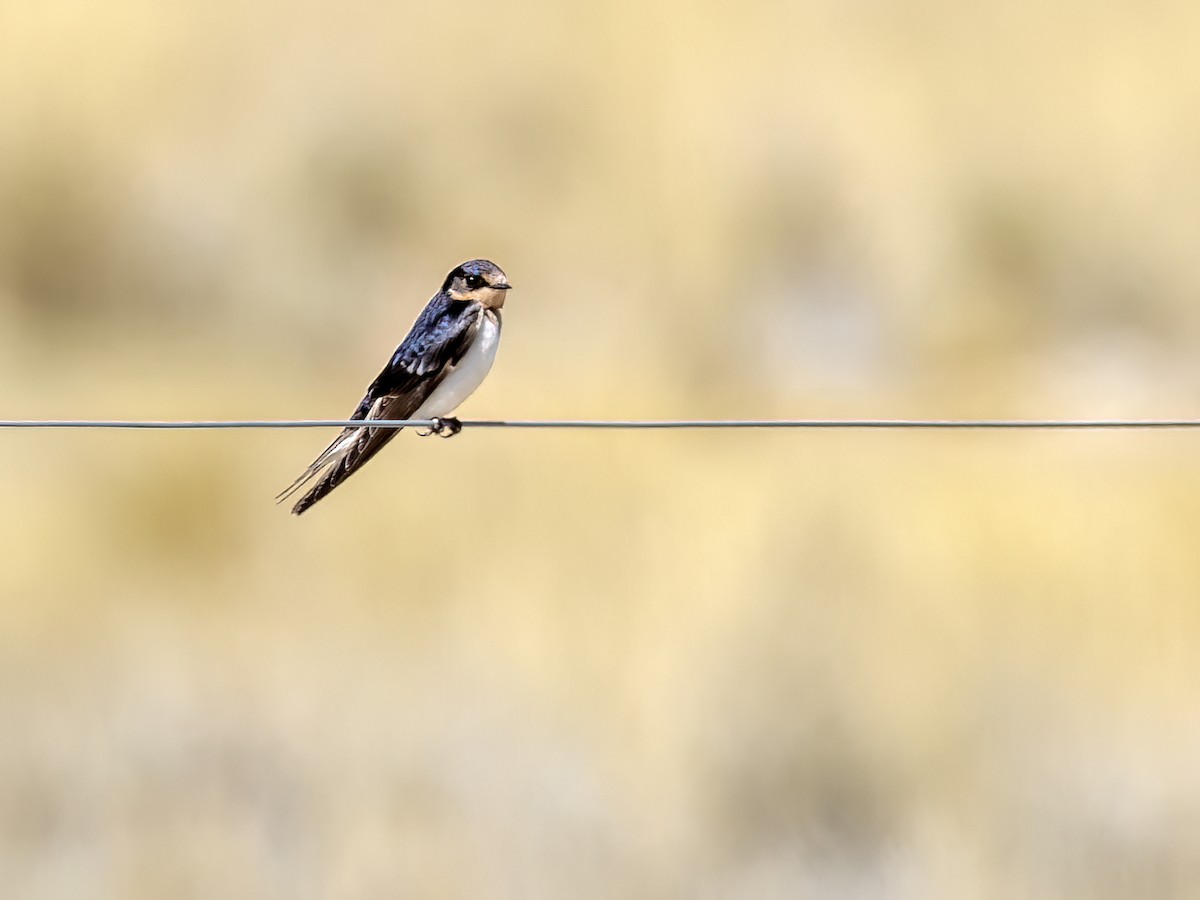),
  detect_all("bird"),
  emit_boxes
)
[278,259,511,515]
